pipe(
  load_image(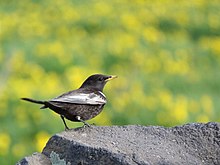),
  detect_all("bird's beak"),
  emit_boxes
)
[105,75,118,82]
